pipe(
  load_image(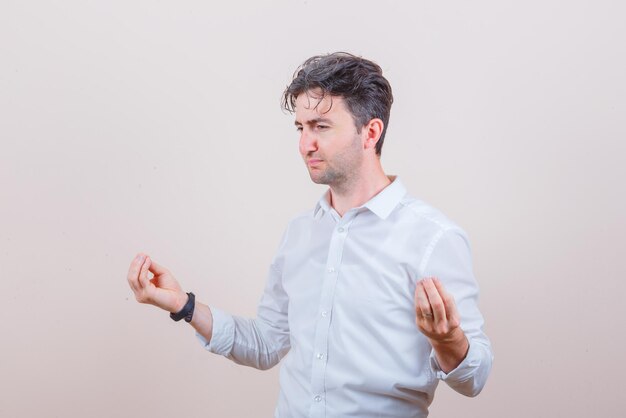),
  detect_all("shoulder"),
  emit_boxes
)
[396,195,459,230]
[275,208,316,247]
[285,208,315,229]
[396,196,475,276]
[395,194,468,239]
